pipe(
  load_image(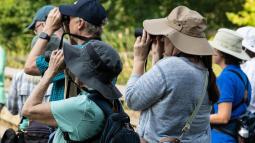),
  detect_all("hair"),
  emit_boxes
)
[244,47,255,58]
[179,53,219,104]
[218,51,243,65]
[77,18,106,38]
